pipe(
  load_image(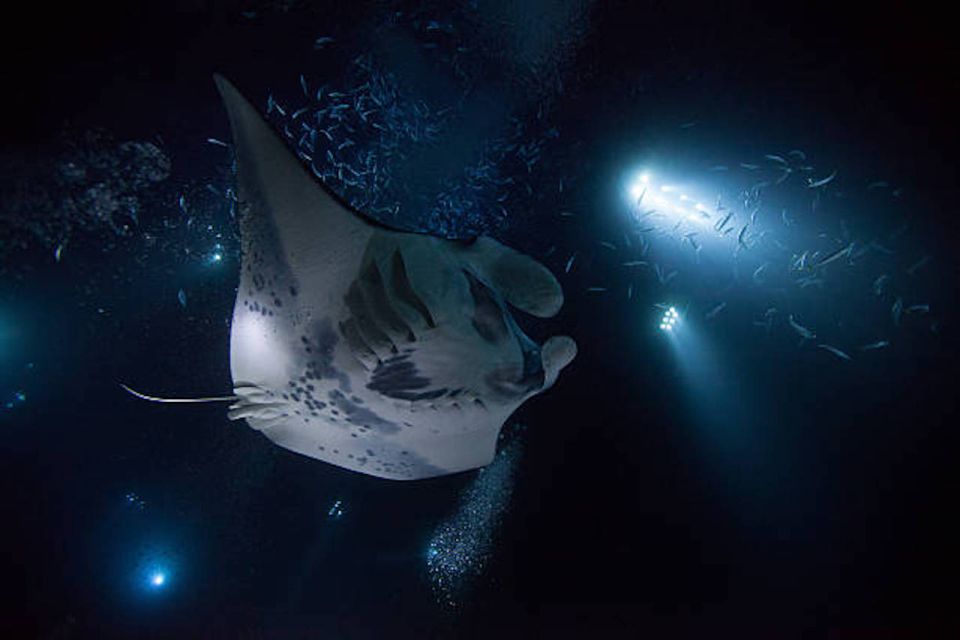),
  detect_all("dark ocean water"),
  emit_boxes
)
[1,1,957,638]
